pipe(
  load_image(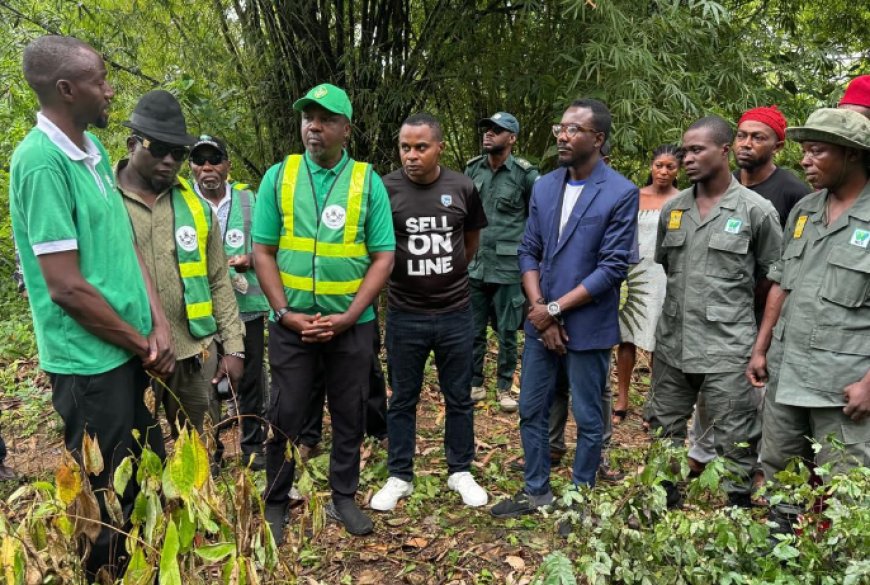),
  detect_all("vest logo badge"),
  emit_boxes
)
[226,229,245,248]
[175,226,198,252]
[850,228,869,248]
[667,210,683,230]
[724,217,742,234]
[322,205,347,229]
[441,194,453,207]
